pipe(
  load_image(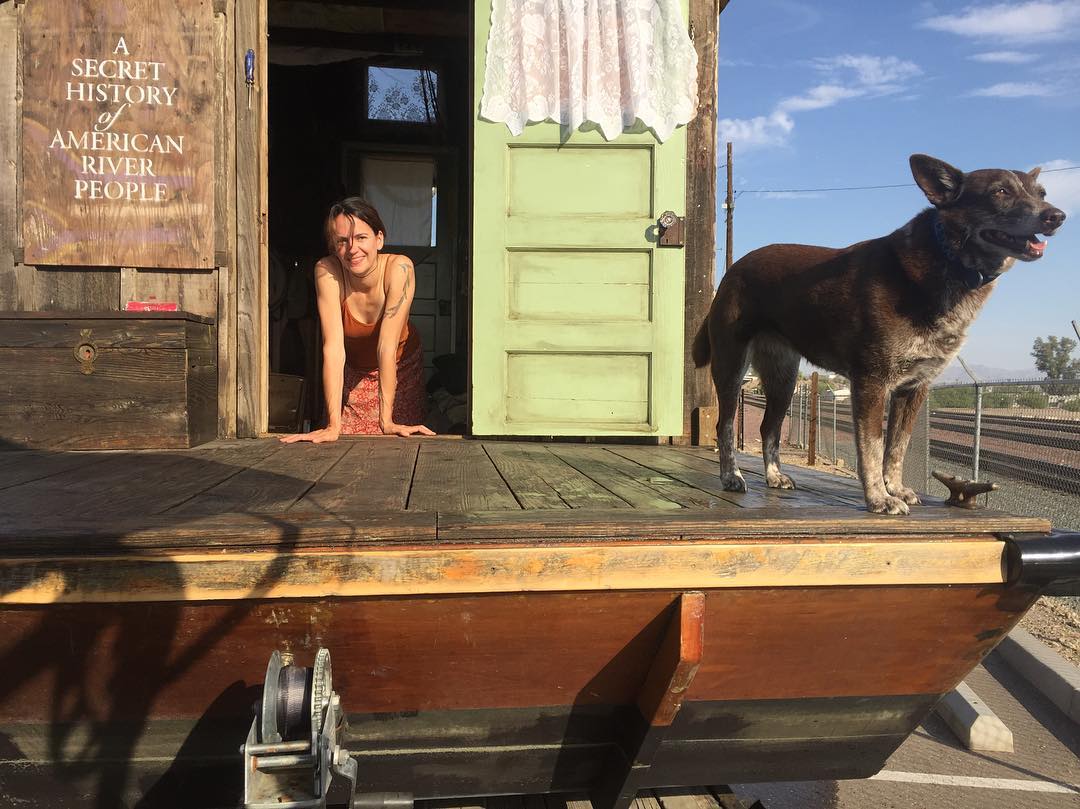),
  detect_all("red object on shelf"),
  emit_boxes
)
[125,301,179,312]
